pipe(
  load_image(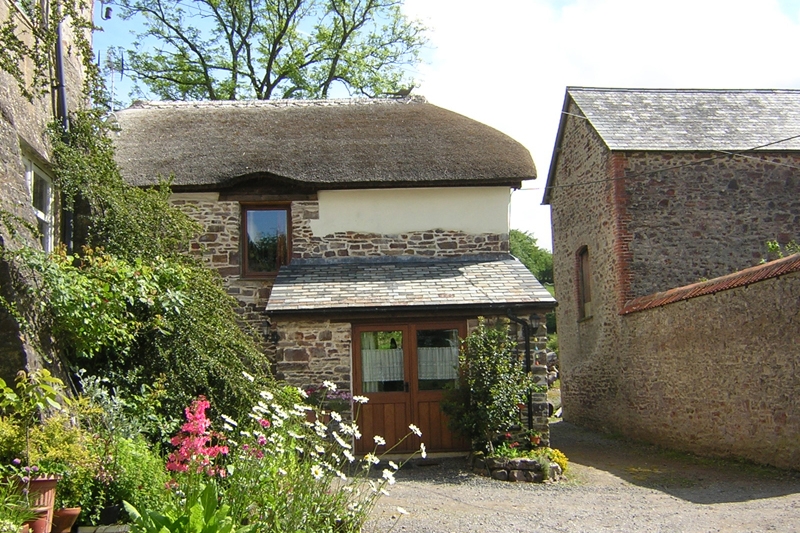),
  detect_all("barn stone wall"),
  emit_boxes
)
[580,270,800,469]
[550,98,800,468]
[621,151,800,298]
